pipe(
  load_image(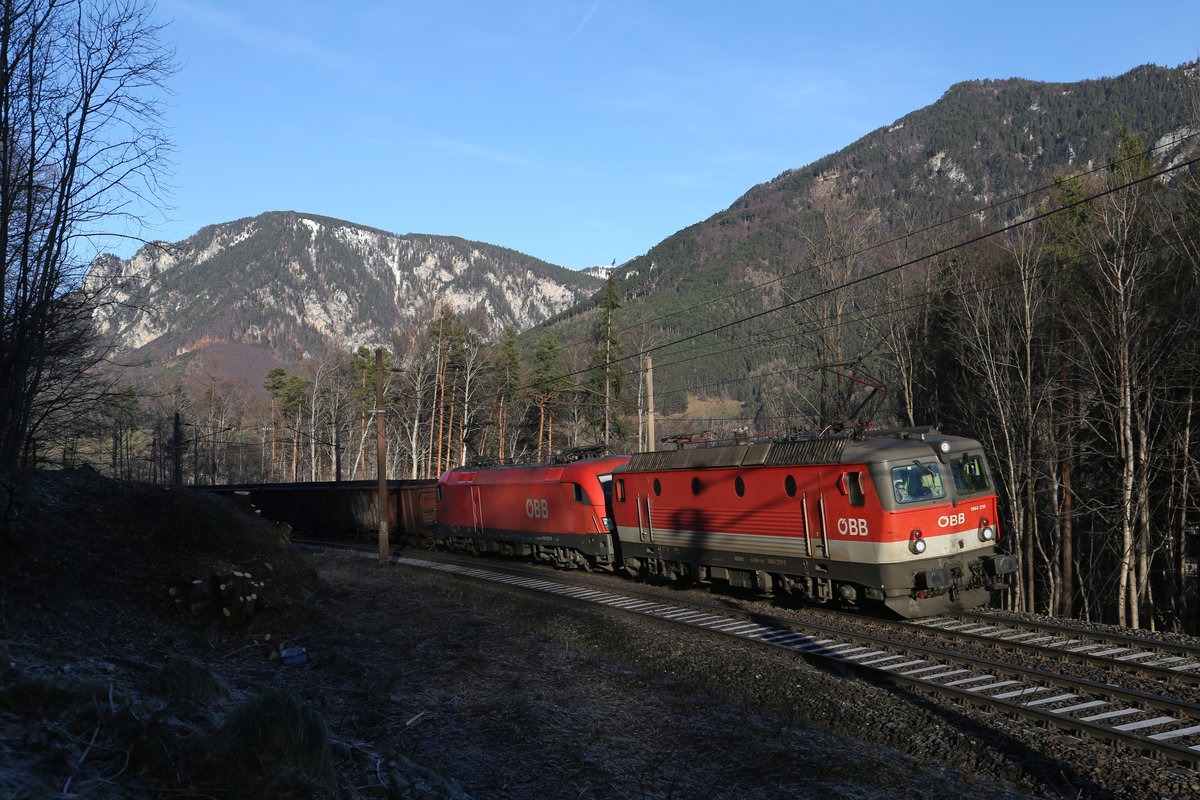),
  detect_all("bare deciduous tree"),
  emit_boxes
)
[0,0,173,469]
[1070,132,1161,627]
[943,212,1054,613]
[392,328,435,479]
